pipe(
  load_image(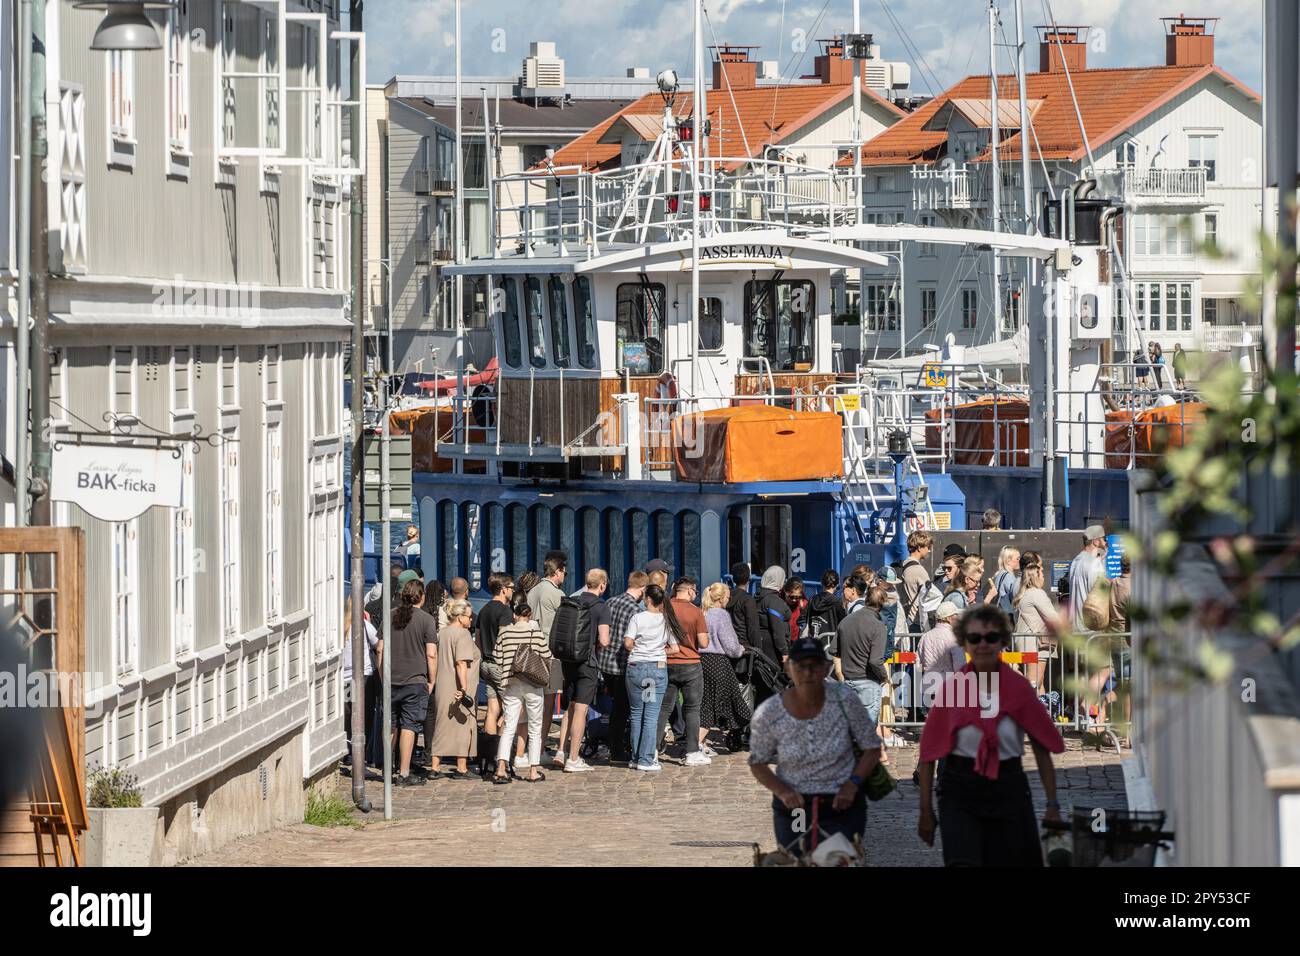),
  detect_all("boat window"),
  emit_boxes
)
[547,276,572,368]
[616,283,665,374]
[699,297,723,352]
[496,276,523,369]
[524,276,547,369]
[573,276,598,369]
[463,276,490,328]
[744,279,816,371]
